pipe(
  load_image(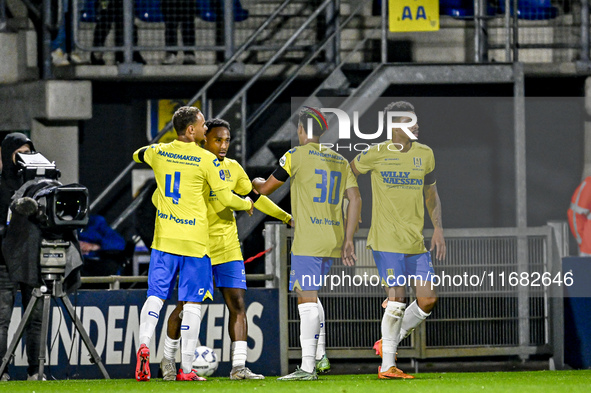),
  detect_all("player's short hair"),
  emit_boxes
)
[205,118,231,134]
[298,107,328,137]
[383,101,415,128]
[172,106,202,135]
